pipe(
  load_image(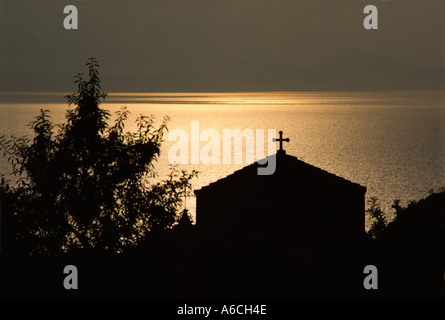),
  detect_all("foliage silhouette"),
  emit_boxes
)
[366,196,388,239]
[0,58,197,256]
